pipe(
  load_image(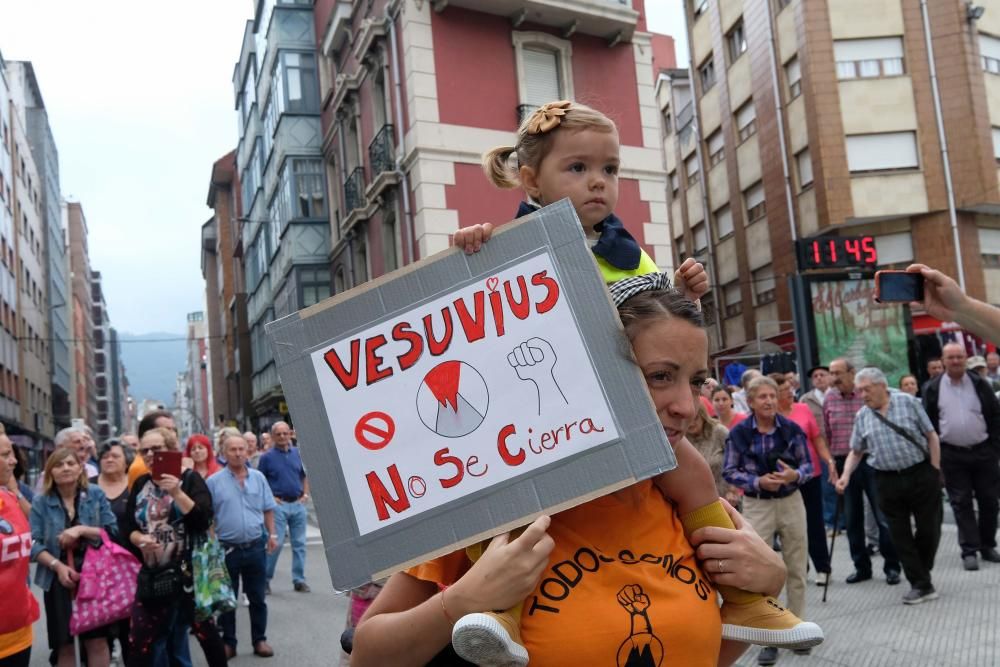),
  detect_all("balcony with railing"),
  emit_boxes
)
[365,124,401,200]
[434,0,638,43]
[343,167,366,214]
